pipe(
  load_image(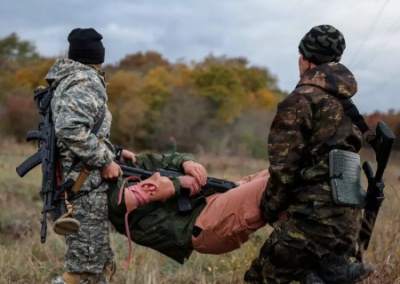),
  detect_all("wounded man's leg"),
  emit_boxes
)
[236,169,270,186]
[192,173,268,254]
